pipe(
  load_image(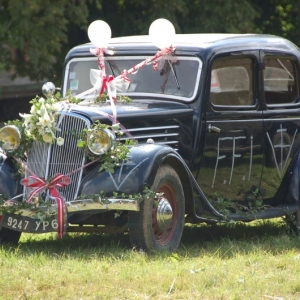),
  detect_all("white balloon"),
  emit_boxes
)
[88,20,112,48]
[149,18,176,49]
